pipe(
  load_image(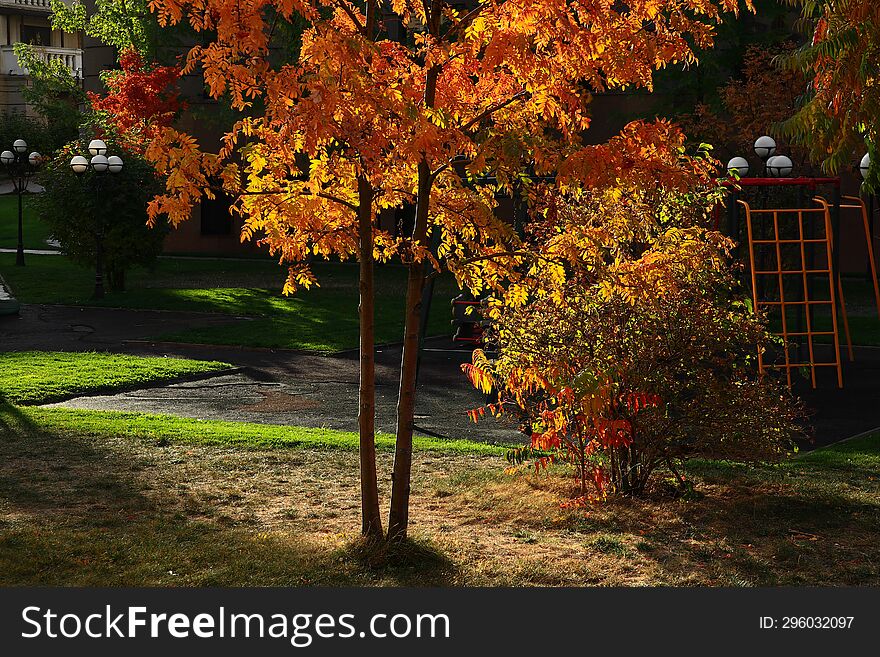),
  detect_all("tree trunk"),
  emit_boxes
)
[108,267,126,292]
[387,258,428,540]
[387,0,442,542]
[388,140,437,543]
[357,176,383,541]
